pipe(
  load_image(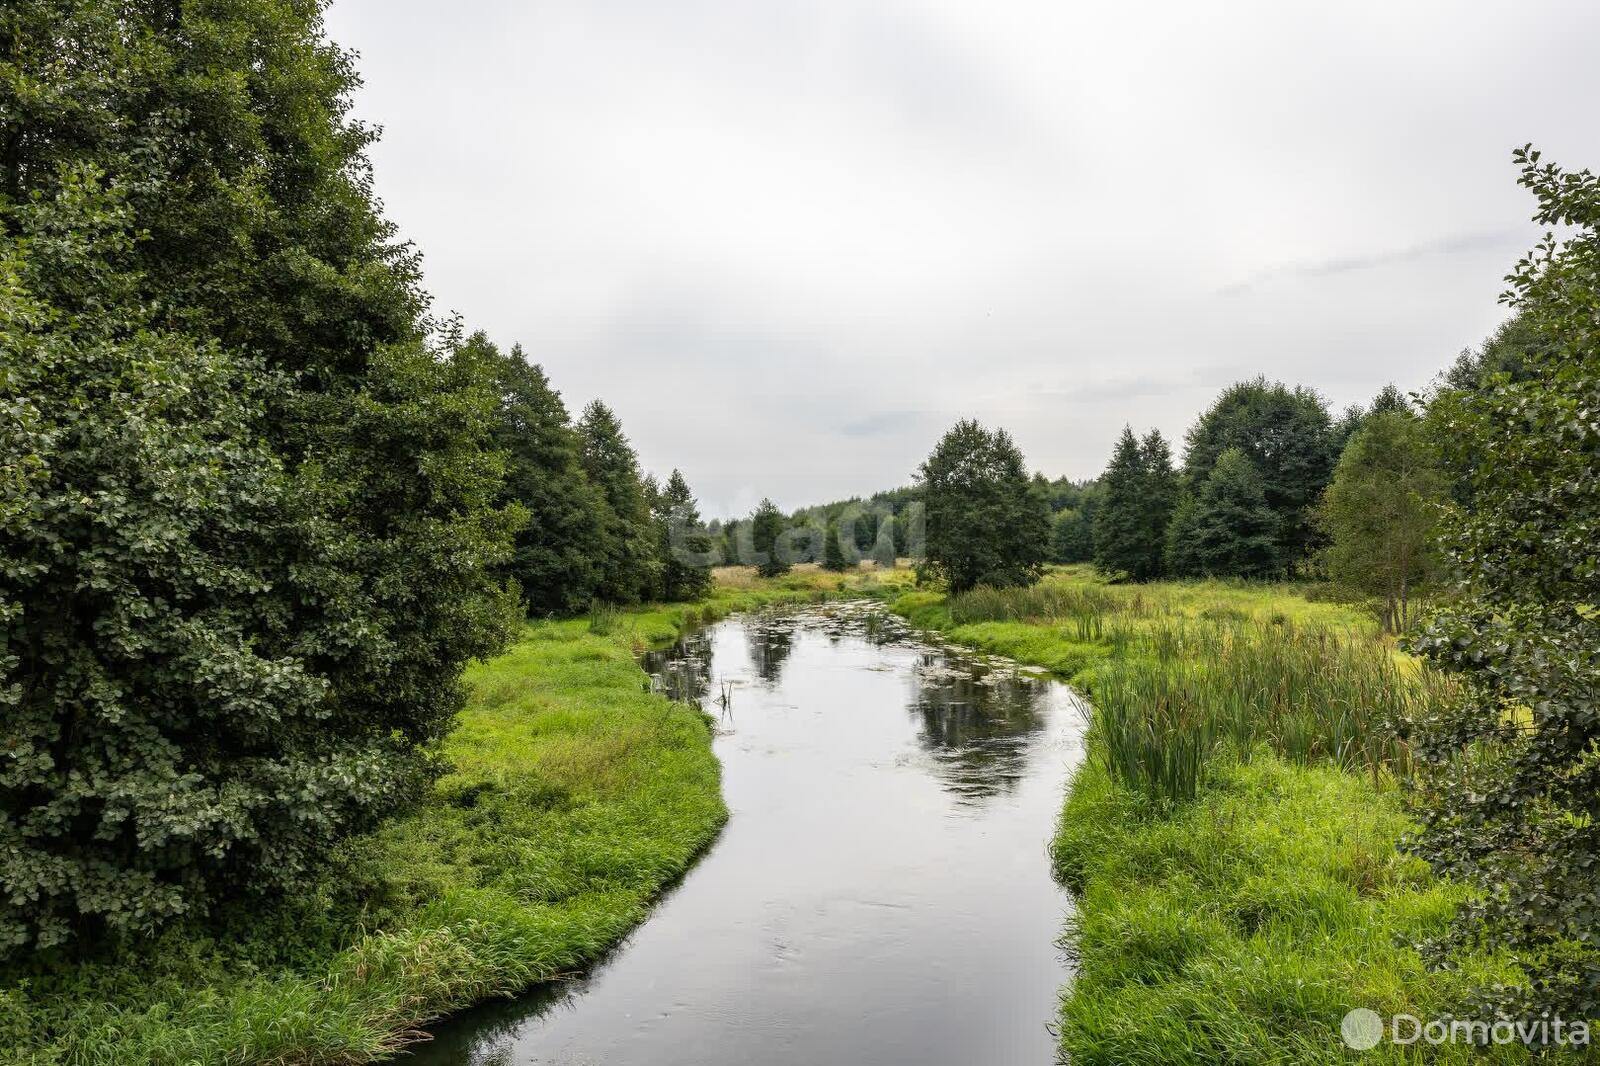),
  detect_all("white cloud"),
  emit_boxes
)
[326,0,1600,516]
